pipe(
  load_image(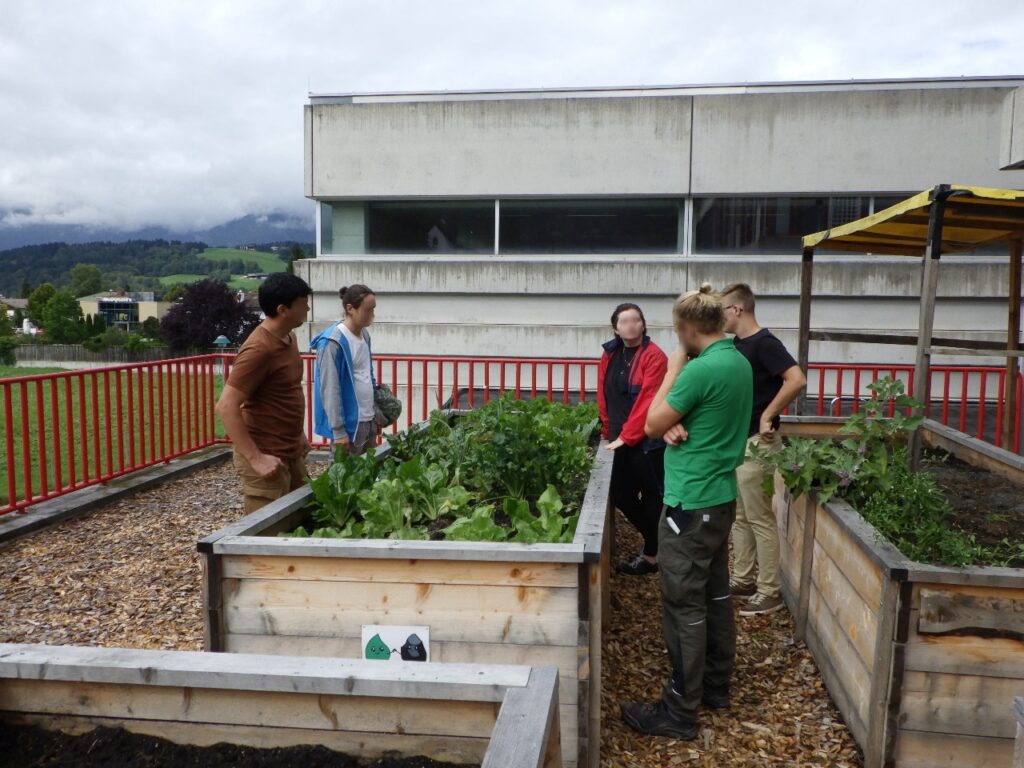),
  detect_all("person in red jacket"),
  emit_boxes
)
[598,303,669,575]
